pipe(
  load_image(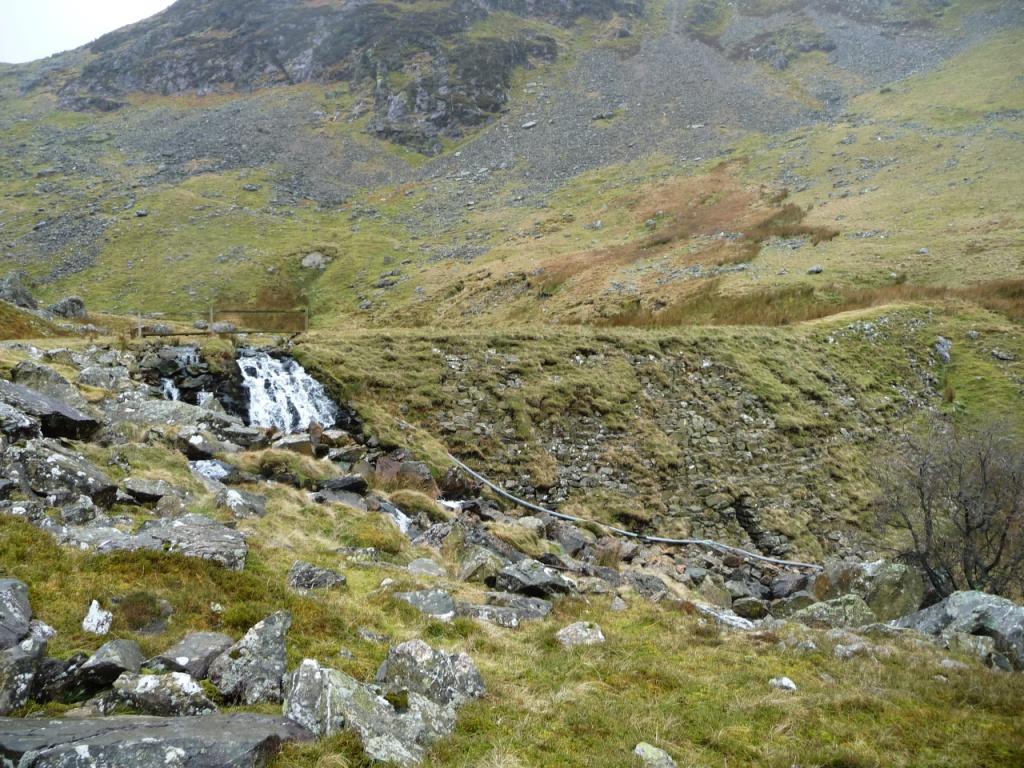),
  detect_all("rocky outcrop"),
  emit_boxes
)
[893,591,1024,670]
[0,382,99,441]
[0,638,47,715]
[137,514,248,571]
[113,672,218,716]
[376,639,485,708]
[0,272,37,310]
[812,560,925,622]
[0,714,312,767]
[791,595,877,629]
[4,439,115,506]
